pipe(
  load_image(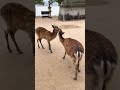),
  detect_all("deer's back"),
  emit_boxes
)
[35,27,52,40]
[63,38,84,56]
[0,3,34,30]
